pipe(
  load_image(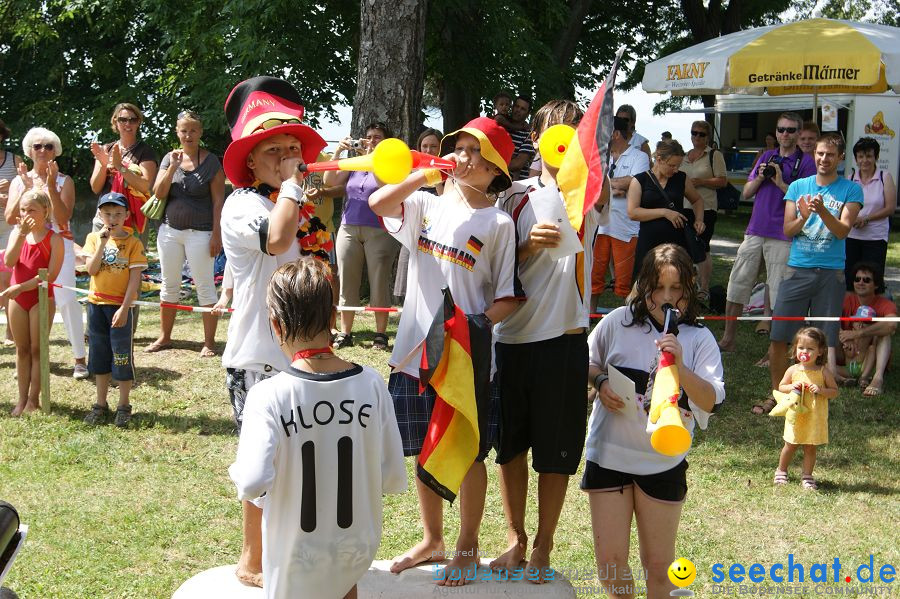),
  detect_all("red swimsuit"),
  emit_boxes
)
[11,230,55,311]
